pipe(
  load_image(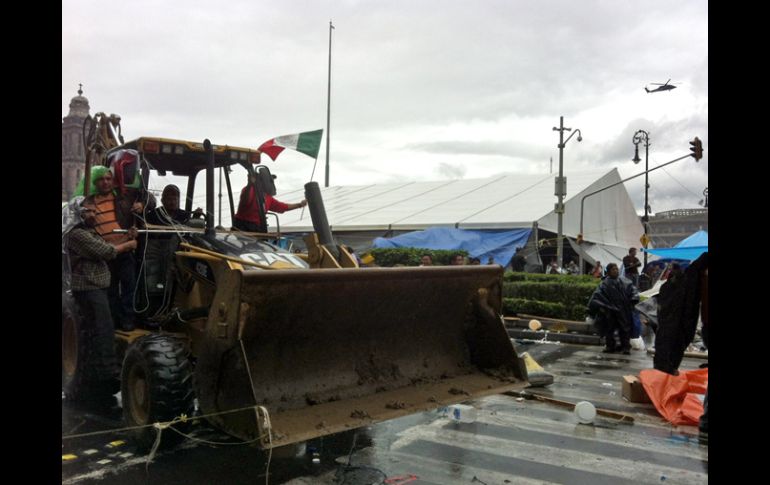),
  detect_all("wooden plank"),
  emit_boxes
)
[505,314,595,334]
[516,314,585,325]
[508,328,603,345]
[504,390,635,423]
